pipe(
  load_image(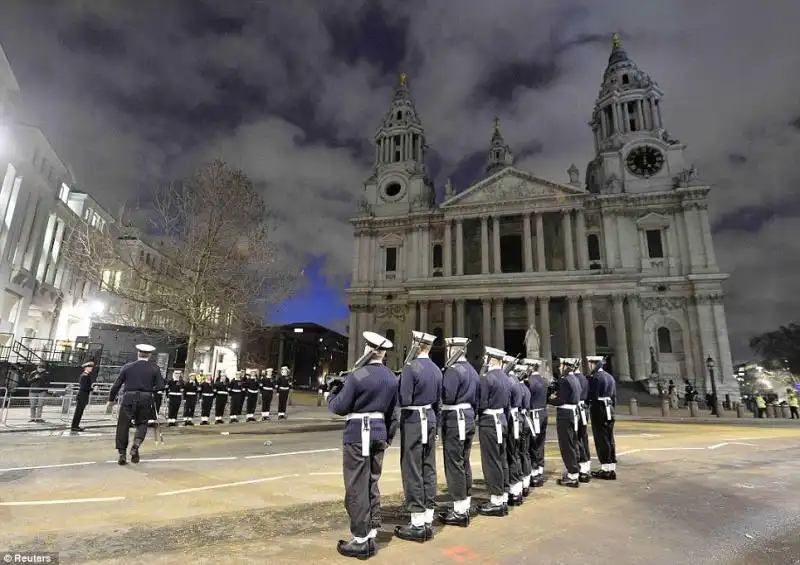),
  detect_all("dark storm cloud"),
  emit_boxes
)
[2,0,800,356]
